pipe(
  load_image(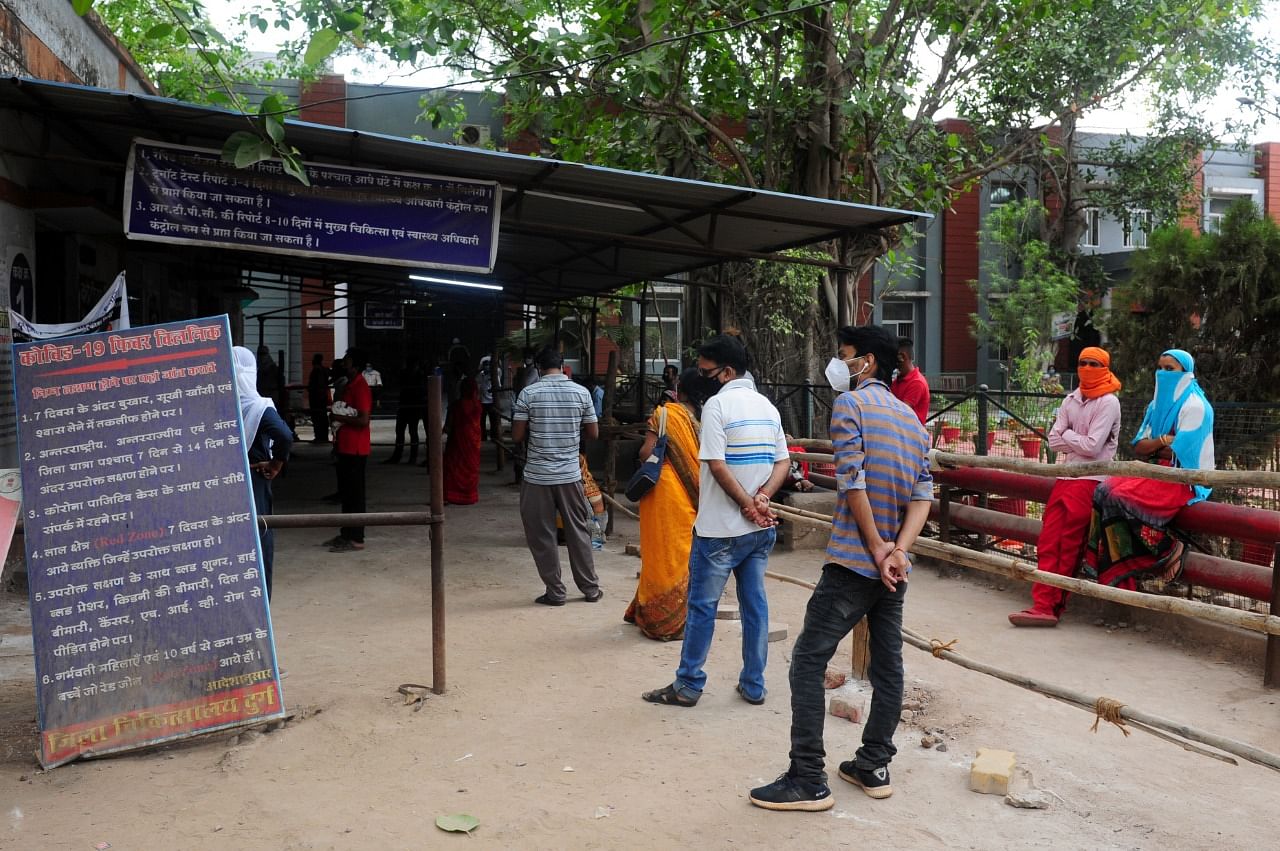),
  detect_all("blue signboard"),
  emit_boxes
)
[123,140,501,274]
[14,316,286,767]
